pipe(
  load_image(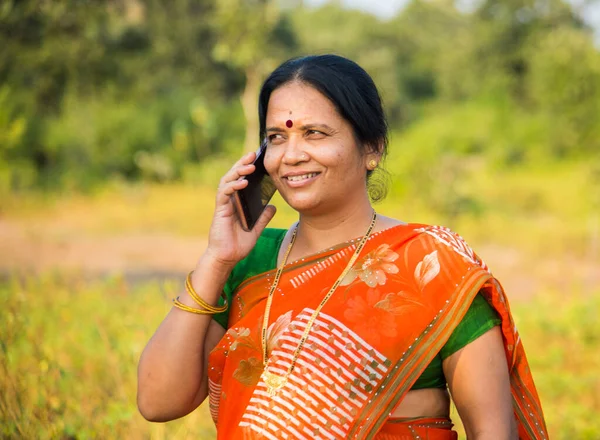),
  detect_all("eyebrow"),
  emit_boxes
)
[266,123,336,132]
